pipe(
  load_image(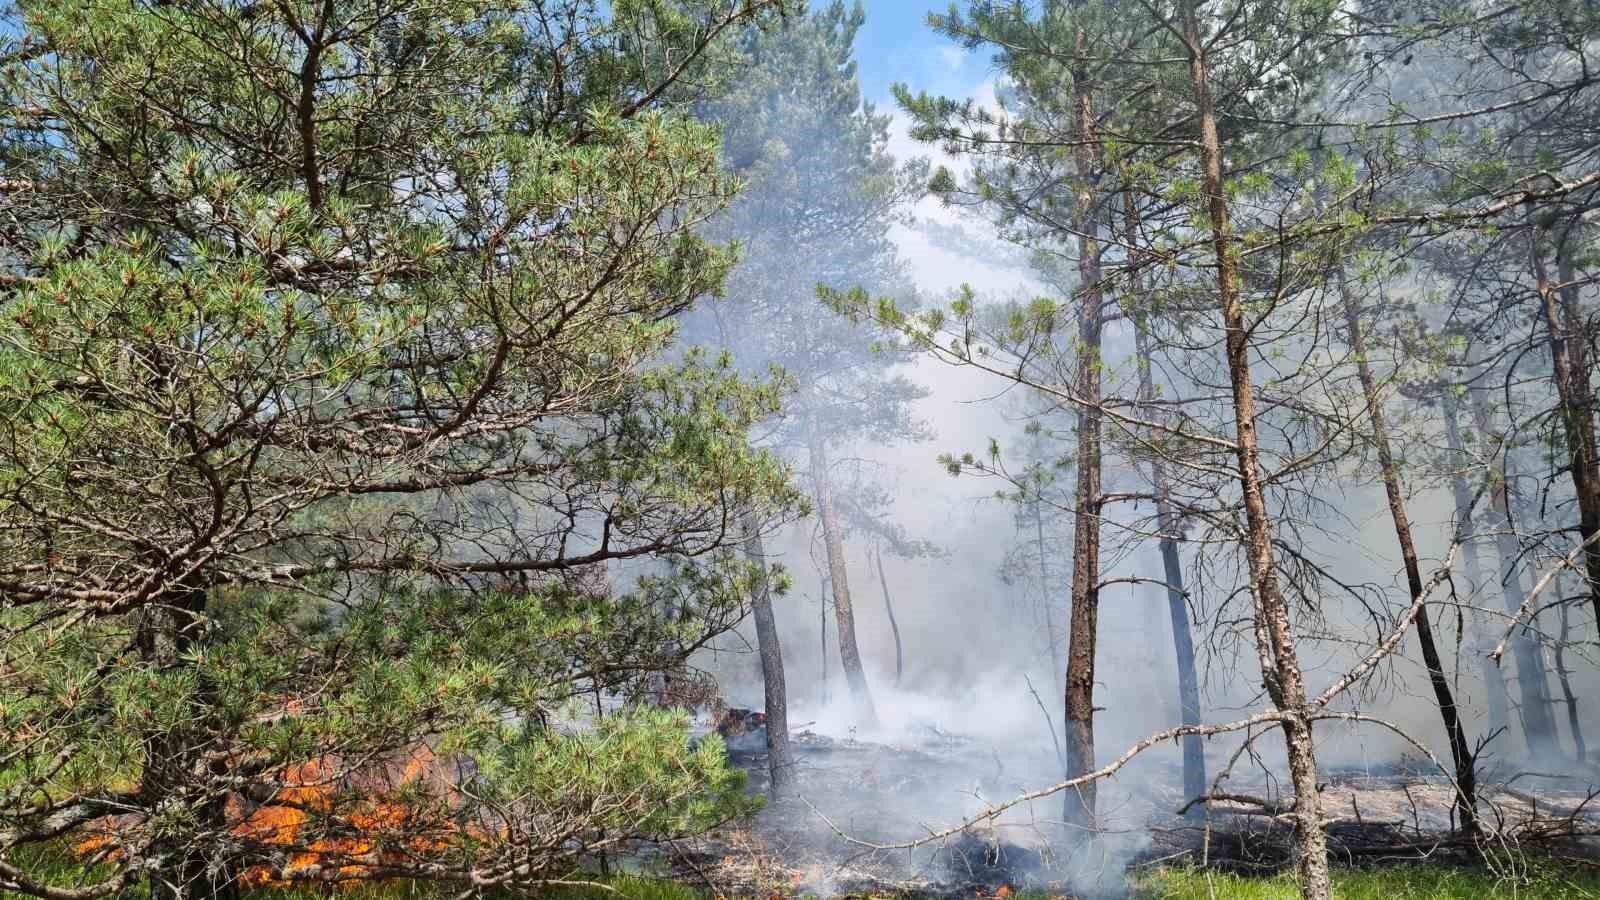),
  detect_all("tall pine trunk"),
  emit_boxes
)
[1338,277,1477,835]
[1179,4,1329,895]
[742,516,796,798]
[1126,188,1206,809]
[1061,14,1105,832]
[1440,388,1510,739]
[808,422,879,728]
[1531,225,1600,629]
[1470,391,1562,758]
